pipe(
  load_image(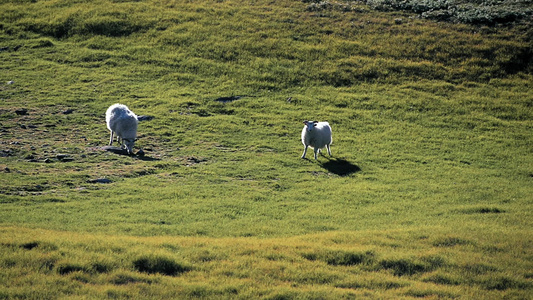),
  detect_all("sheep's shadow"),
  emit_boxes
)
[100,146,160,161]
[320,157,361,176]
